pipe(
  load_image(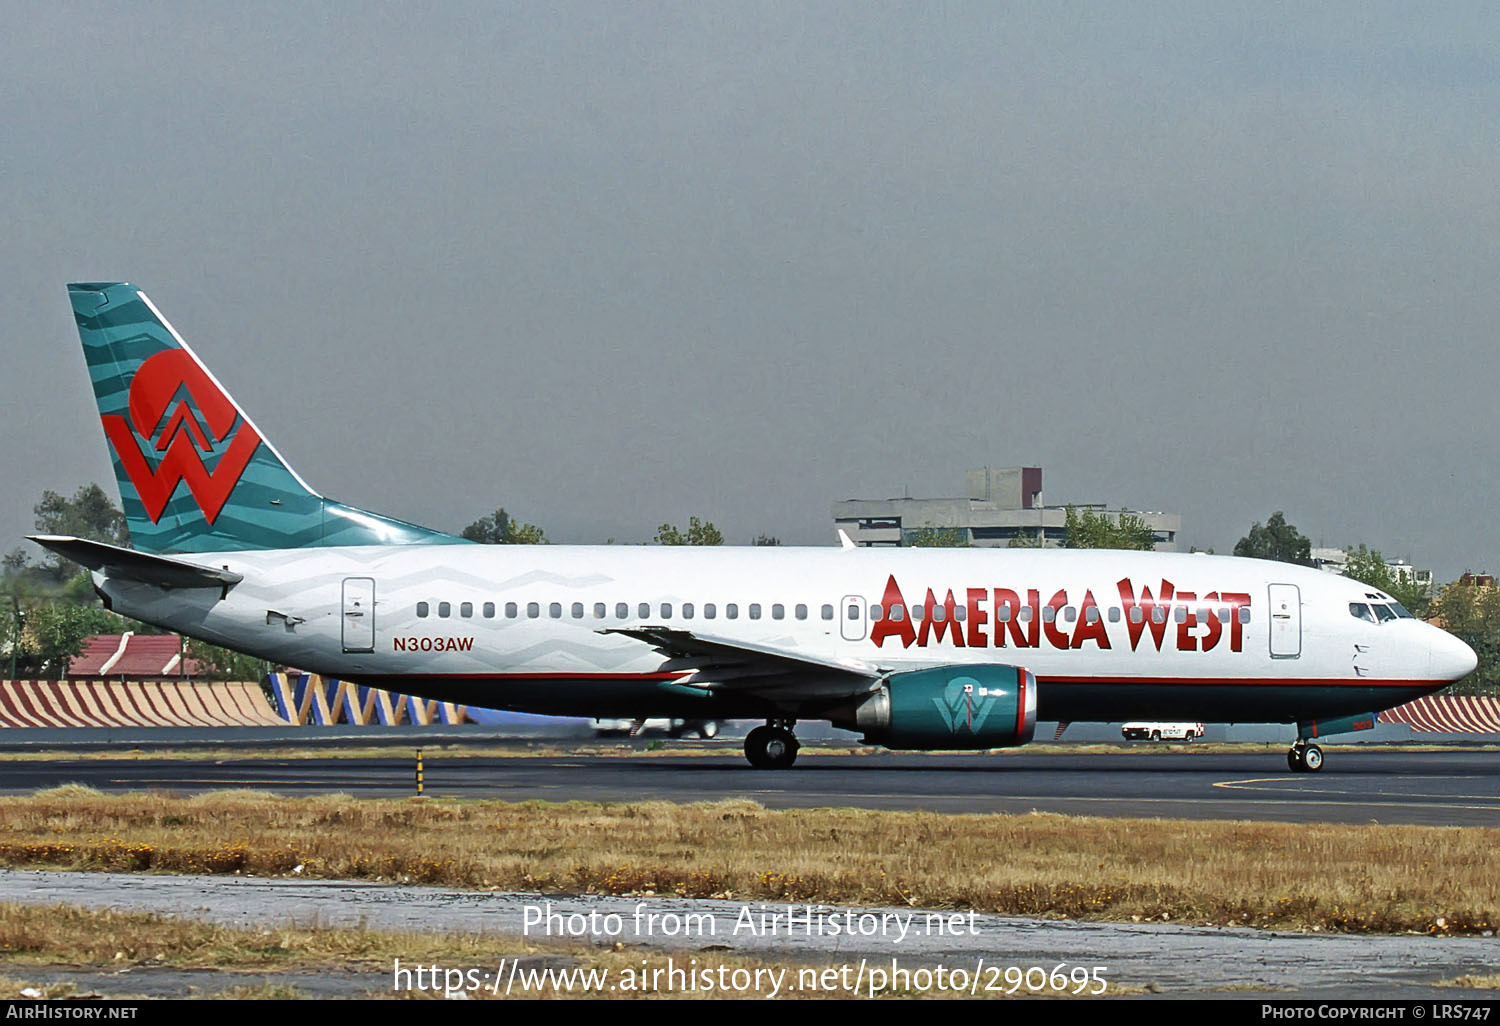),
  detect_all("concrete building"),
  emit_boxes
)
[1310,547,1434,598]
[832,466,1182,551]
